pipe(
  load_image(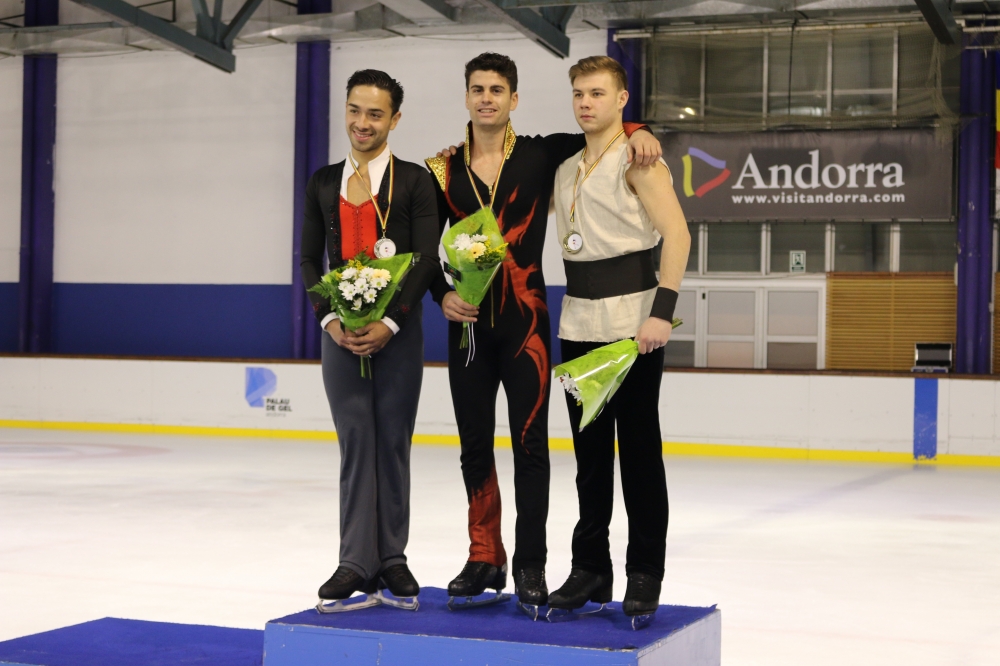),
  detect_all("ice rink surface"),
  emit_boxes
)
[1,428,998,666]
